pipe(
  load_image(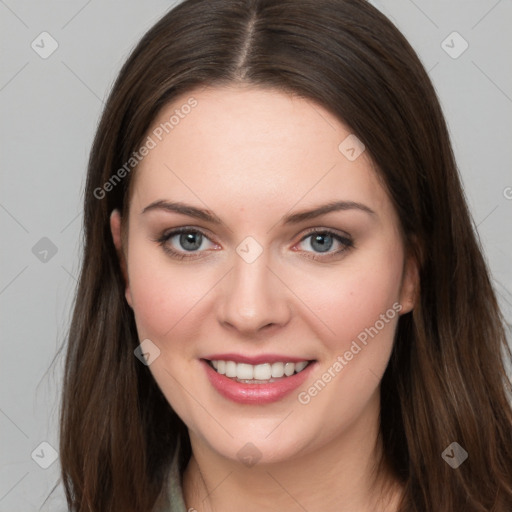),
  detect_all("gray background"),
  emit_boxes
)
[1,1,511,510]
